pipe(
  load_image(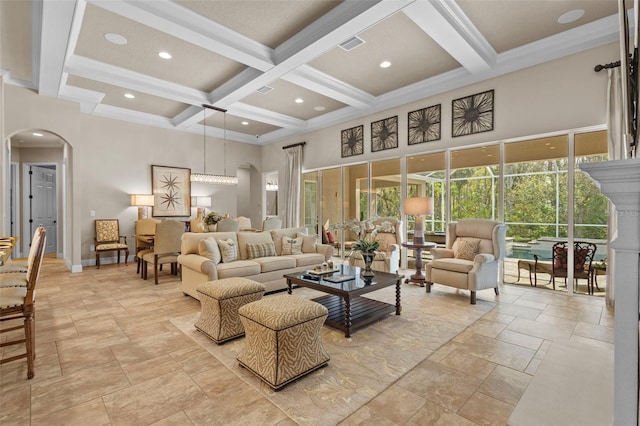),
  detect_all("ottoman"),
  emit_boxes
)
[237,294,330,390]
[195,278,265,344]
